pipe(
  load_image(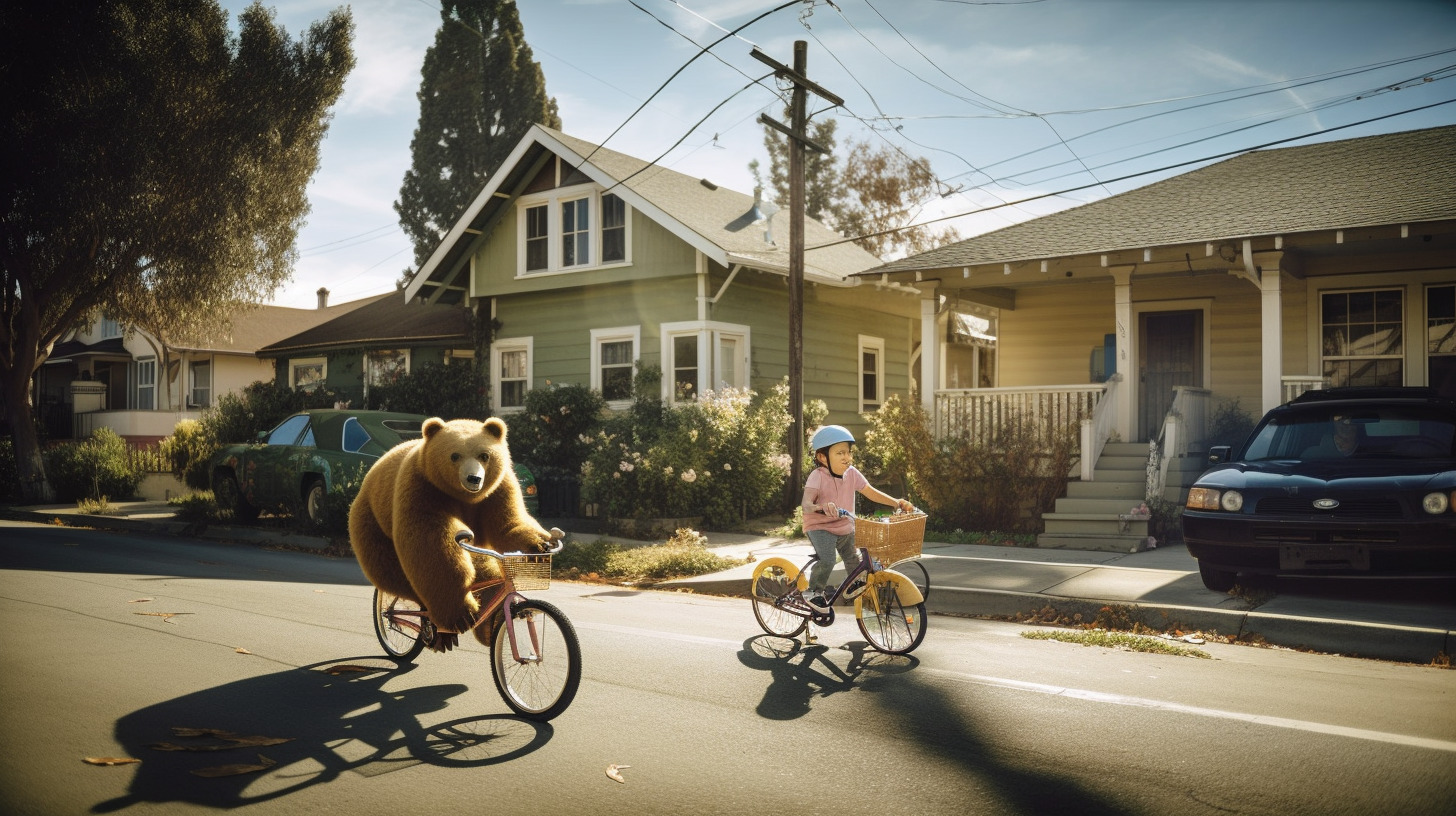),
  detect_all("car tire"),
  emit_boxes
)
[213,471,260,524]
[1198,562,1237,593]
[303,477,327,527]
